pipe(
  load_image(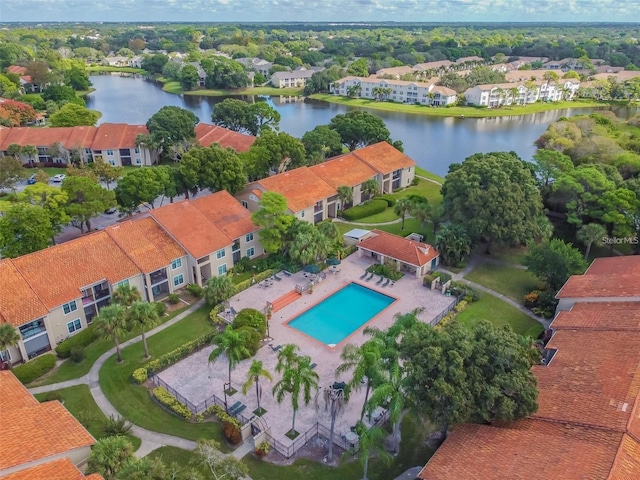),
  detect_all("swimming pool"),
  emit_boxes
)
[287,283,395,346]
